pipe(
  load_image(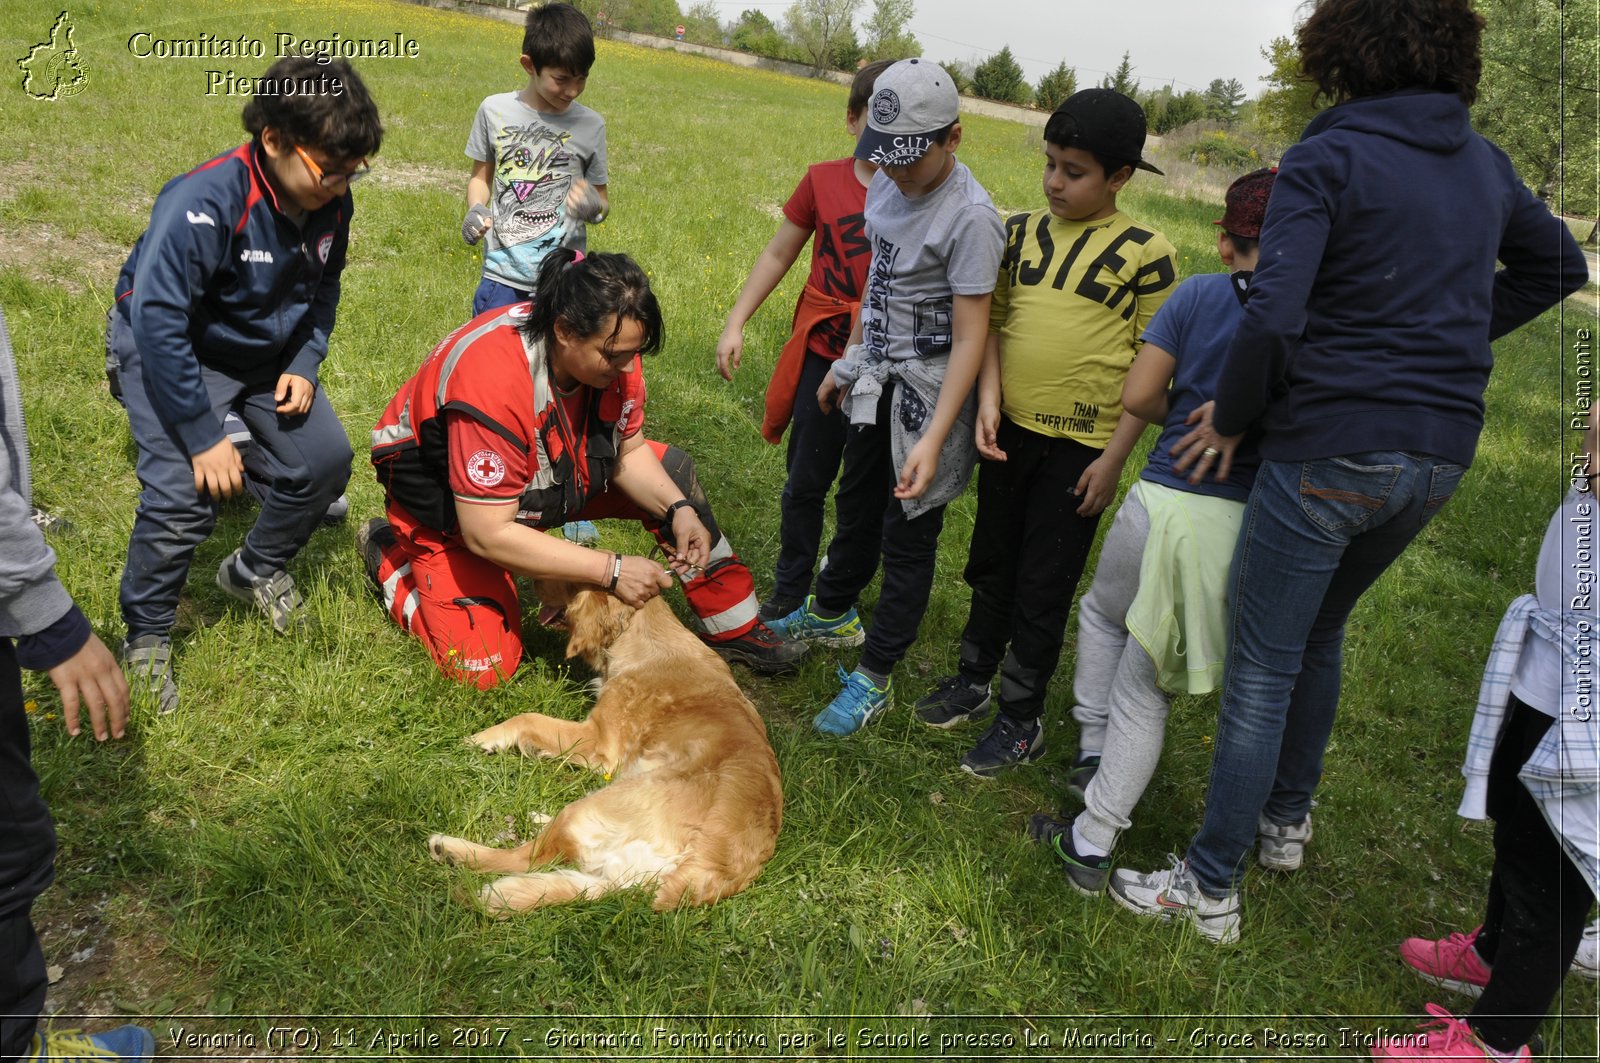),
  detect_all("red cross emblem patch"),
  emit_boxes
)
[466,448,506,488]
